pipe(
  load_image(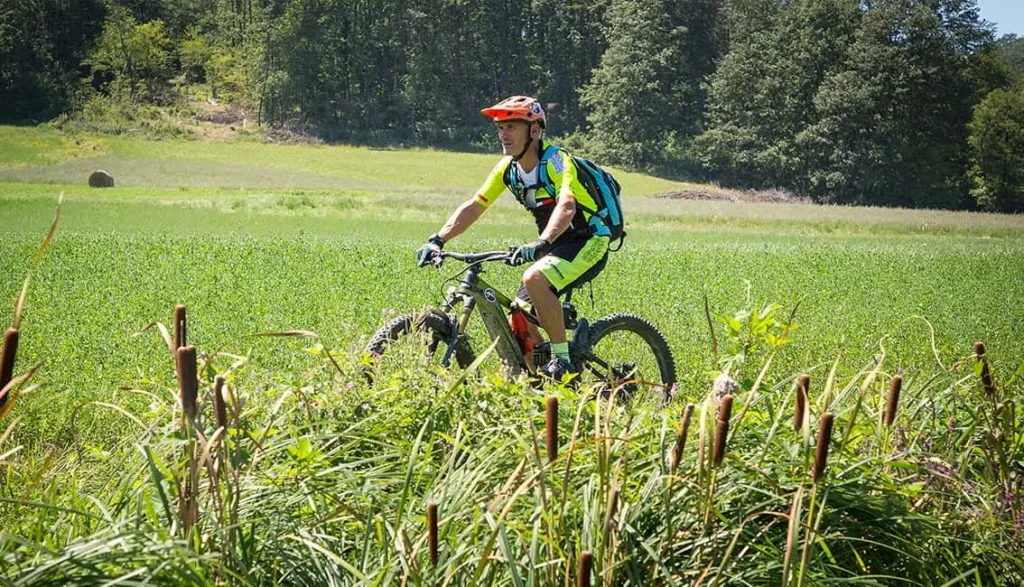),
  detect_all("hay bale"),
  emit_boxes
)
[88,170,114,187]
